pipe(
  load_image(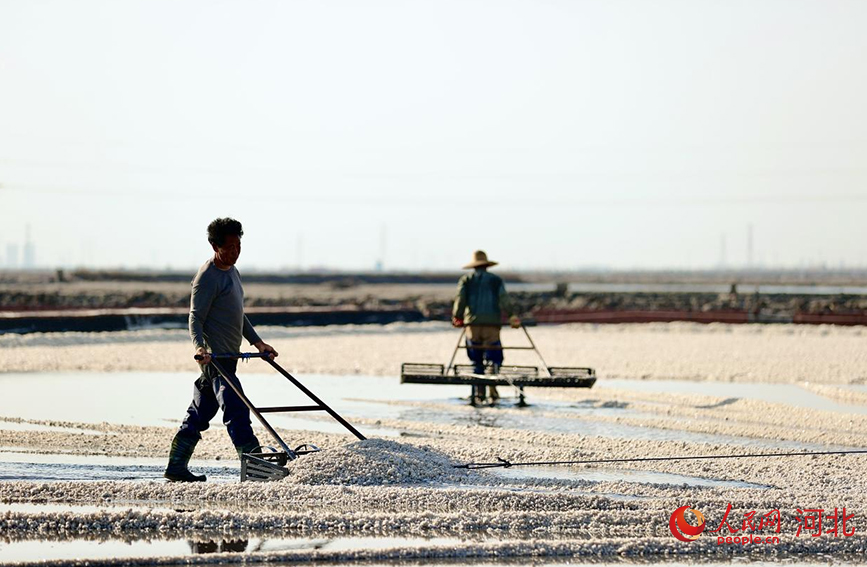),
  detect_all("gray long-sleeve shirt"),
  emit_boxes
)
[189,259,261,354]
